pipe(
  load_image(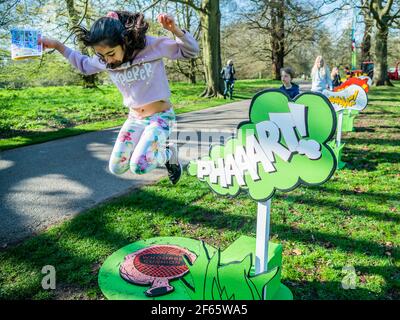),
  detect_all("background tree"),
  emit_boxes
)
[243,0,325,80]
[360,0,400,85]
[170,1,202,83]
[166,0,223,97]
[388,32,400,67]
[361,0,374,62]
[0,0,21,28]
[221,22,272,79]
[65,0,97,88]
